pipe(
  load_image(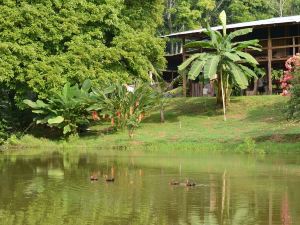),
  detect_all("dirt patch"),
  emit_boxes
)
[129,140,145,146]
[255,134,300,143]
[158,132,166,138]
[169,136,179,142]
[227,114,245,119]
